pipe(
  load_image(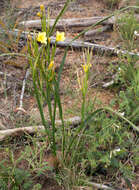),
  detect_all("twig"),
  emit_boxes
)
[14,68,30,114]
[102,80,114,88]
[20,68,30,108]
[83,181,127,190]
